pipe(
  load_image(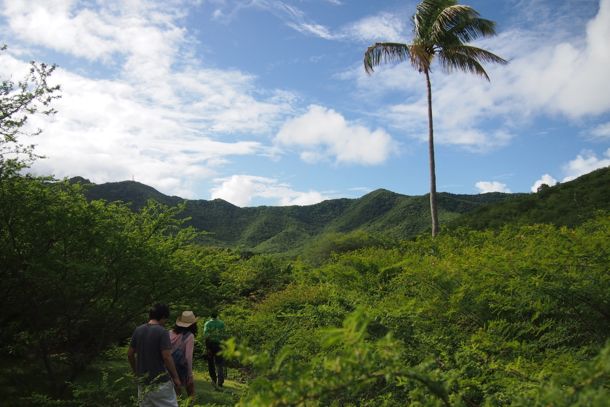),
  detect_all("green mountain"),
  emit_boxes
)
[73,166,609,252]
[450,166,610,230]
